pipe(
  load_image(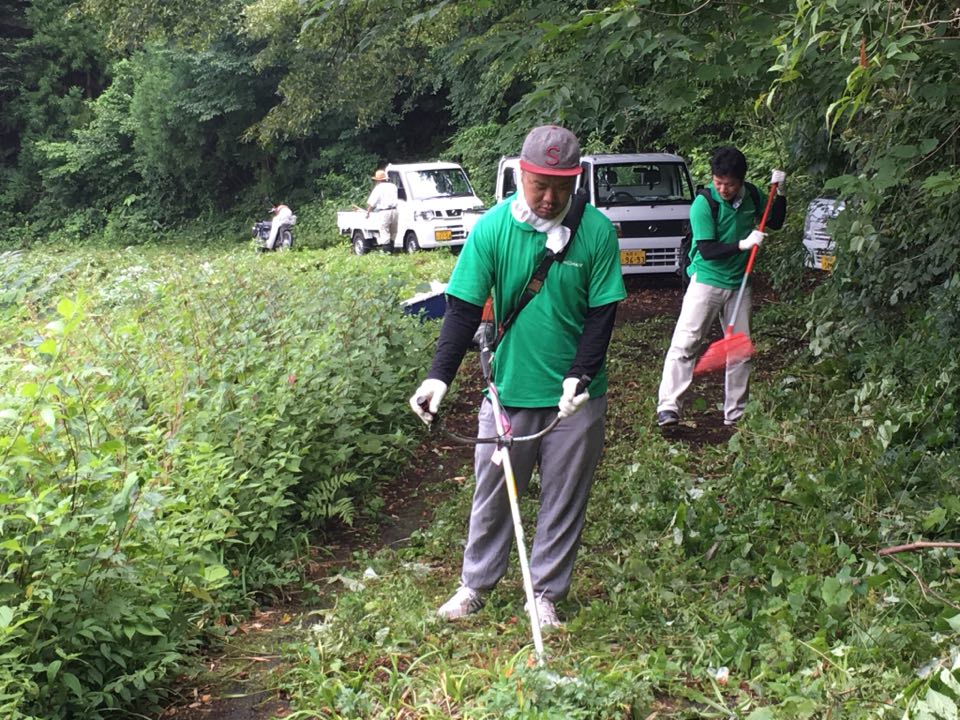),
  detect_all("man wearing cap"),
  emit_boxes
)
[408,125,626,628]
[366,169,399,250]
